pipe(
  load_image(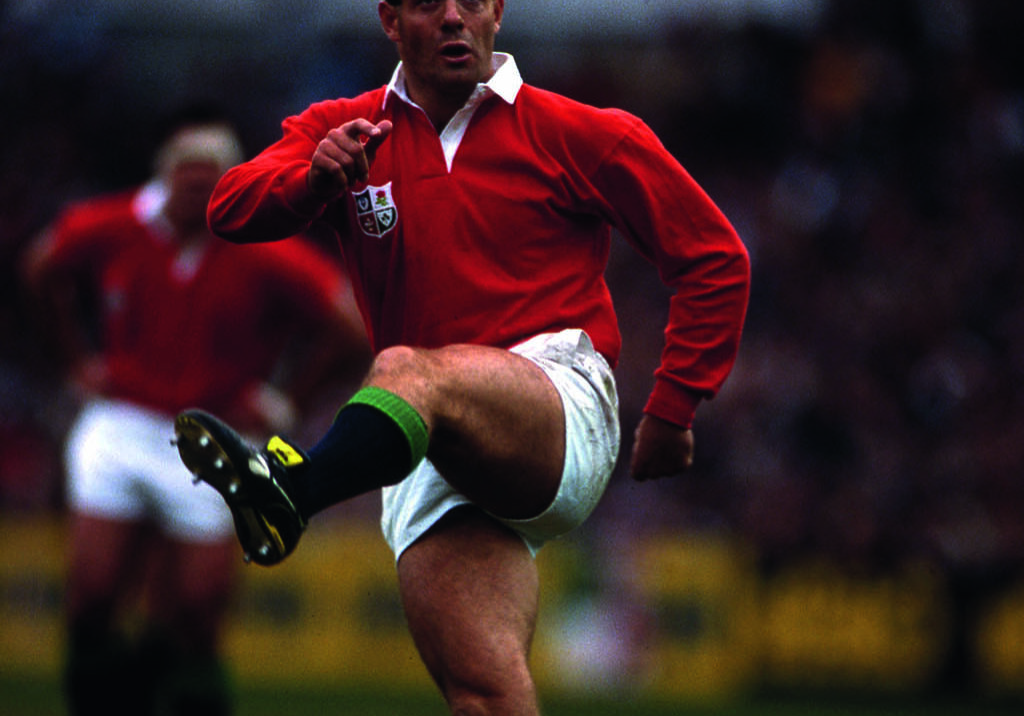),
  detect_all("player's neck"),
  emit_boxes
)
[405,78,479,132]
